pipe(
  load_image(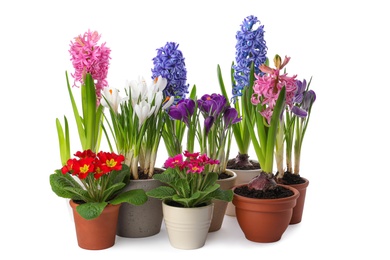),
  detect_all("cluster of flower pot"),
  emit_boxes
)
[49,14,316,250]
